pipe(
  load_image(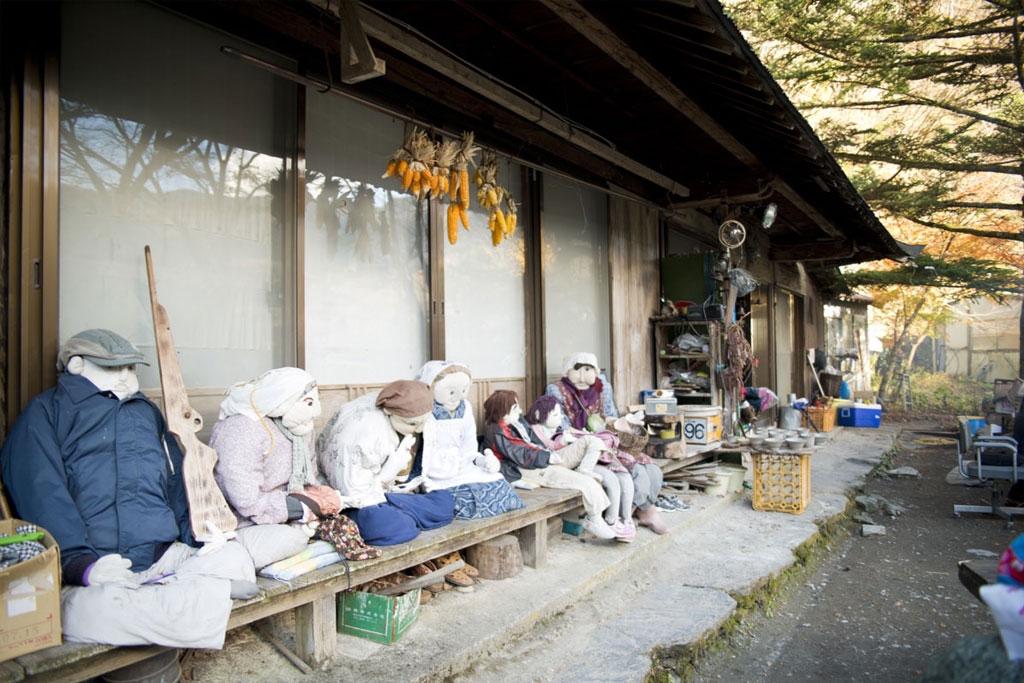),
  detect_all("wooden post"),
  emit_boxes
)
[518,518,549,568]
[294,596,336,667]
